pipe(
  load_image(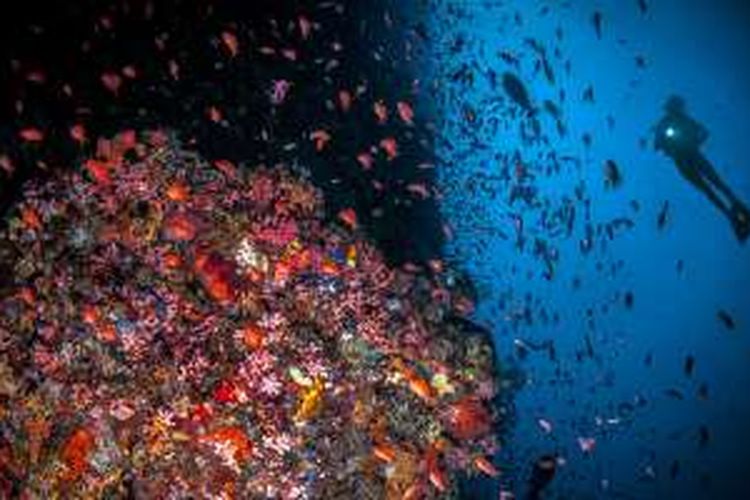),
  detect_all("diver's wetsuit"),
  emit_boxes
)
[655,102,750,241]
